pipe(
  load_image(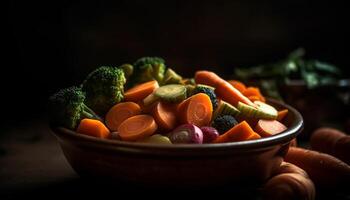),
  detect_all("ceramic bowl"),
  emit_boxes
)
[51,99,303,186]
